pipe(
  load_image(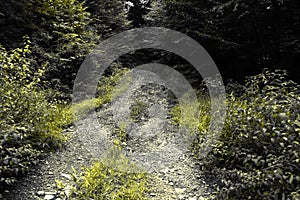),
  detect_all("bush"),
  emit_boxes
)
[200,69,300,199]
[170,90,211,155]
[0,40,69,191]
